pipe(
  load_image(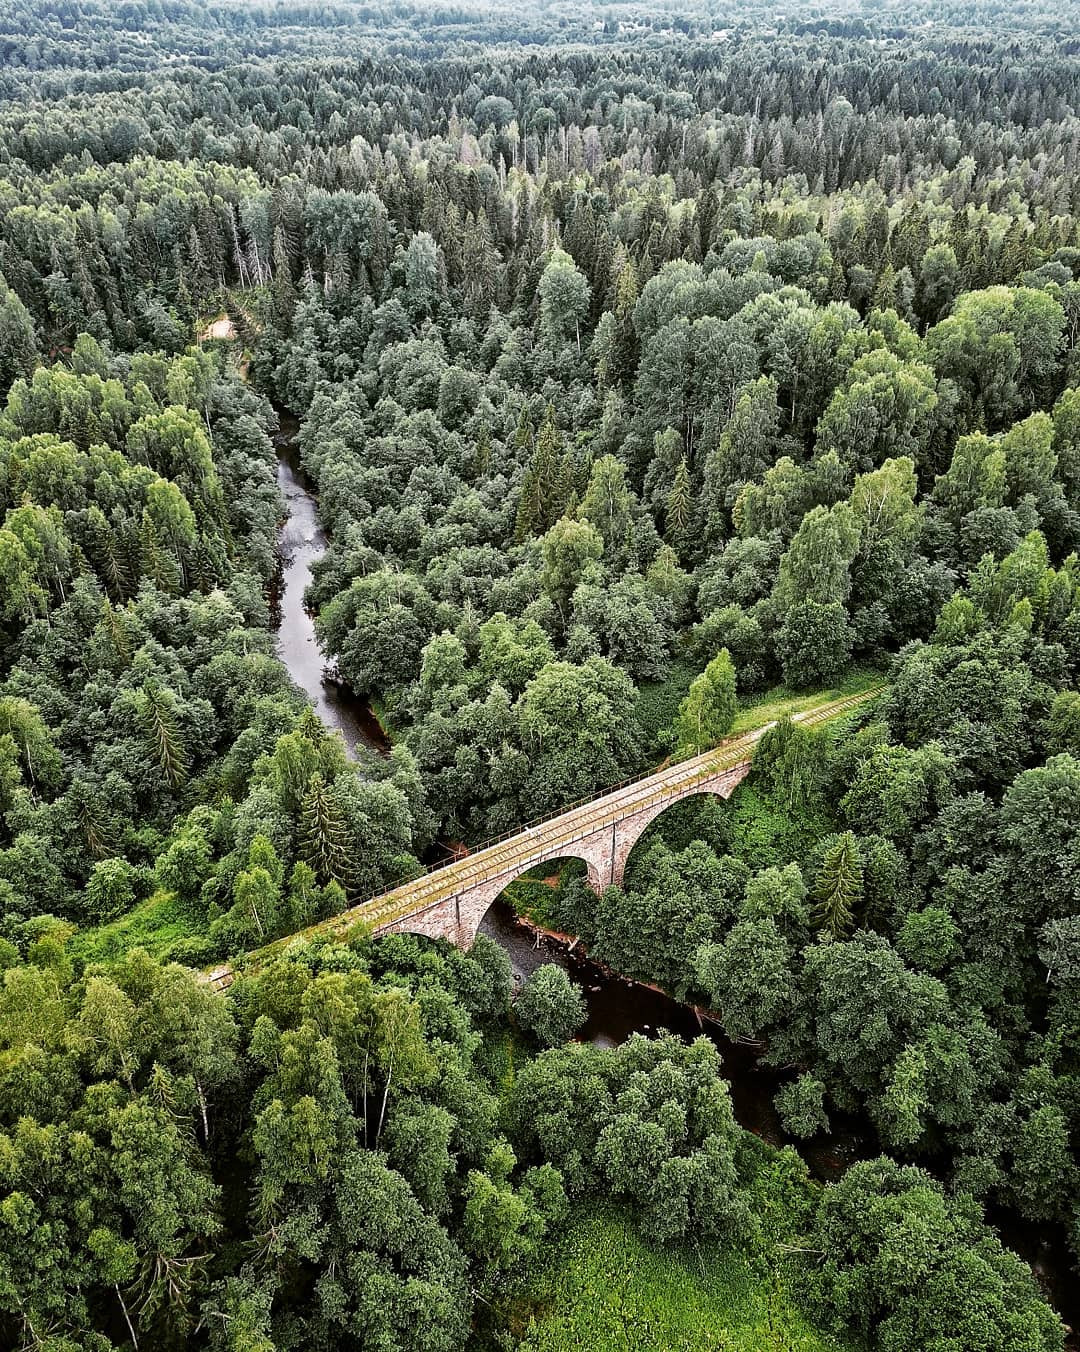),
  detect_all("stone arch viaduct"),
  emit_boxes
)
[205,688,880,990]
